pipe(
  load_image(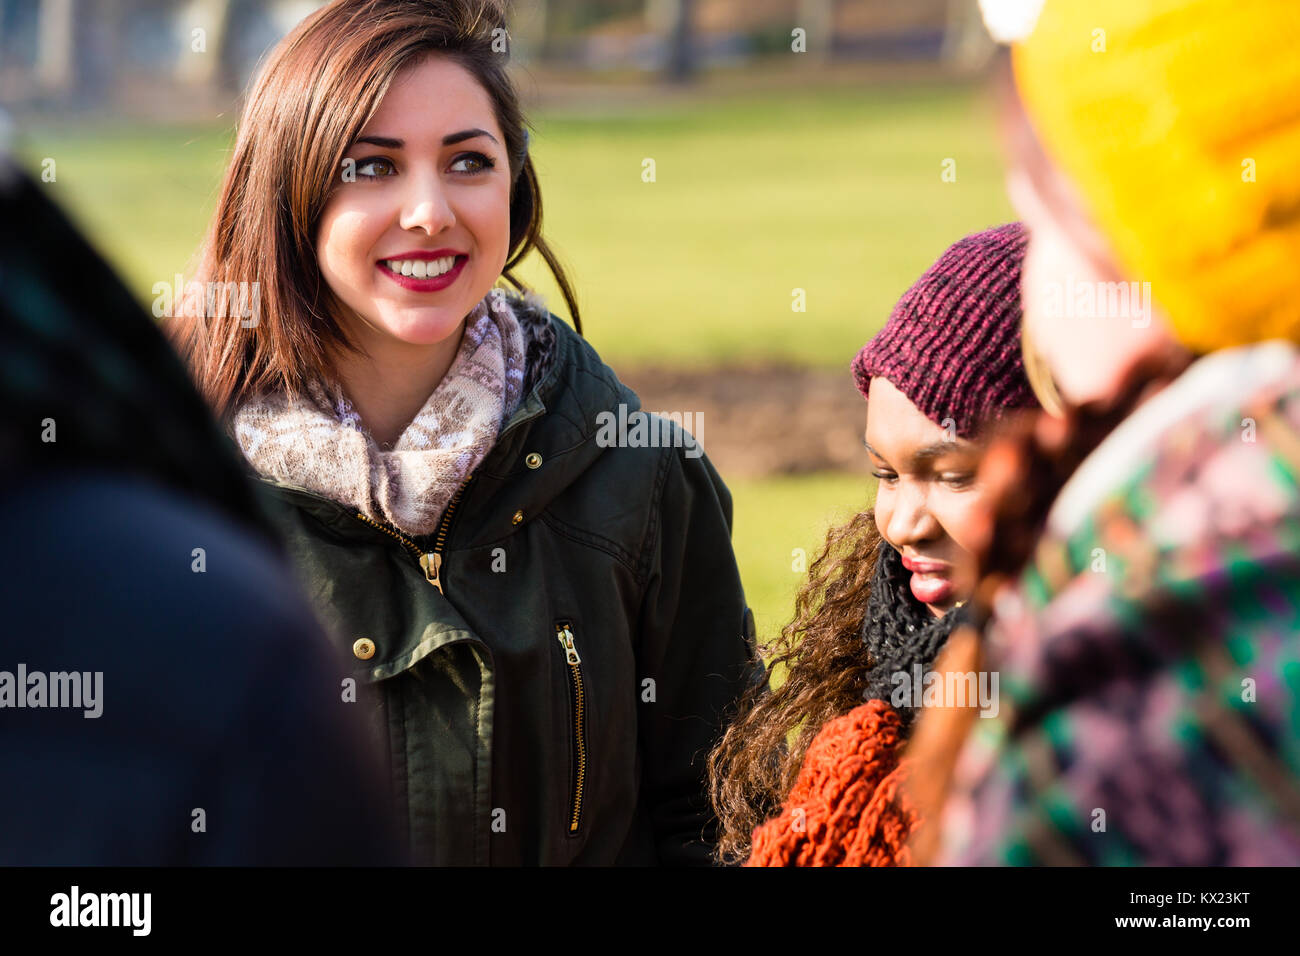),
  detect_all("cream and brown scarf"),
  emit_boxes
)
[233,288,530,535]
